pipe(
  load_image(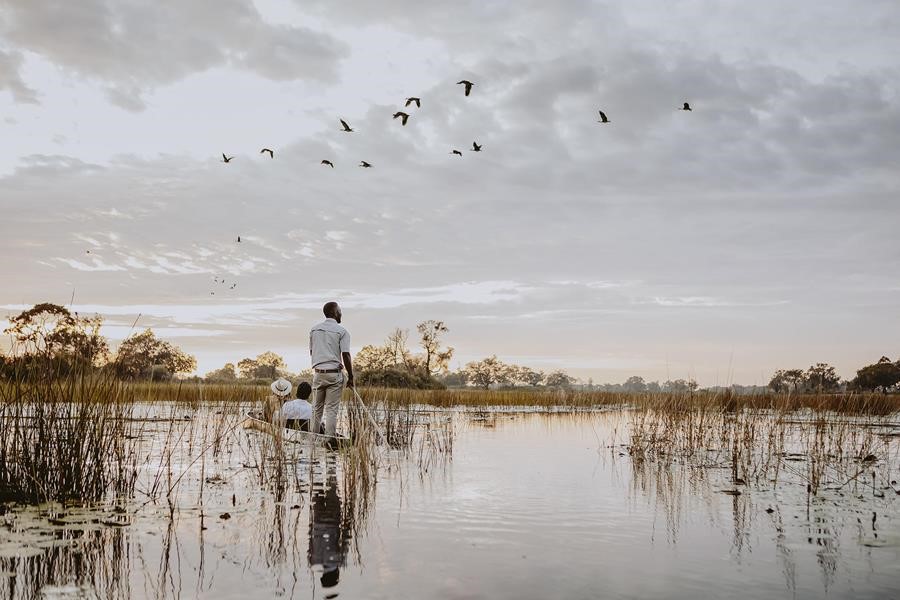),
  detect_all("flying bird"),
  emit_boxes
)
[210,292,215,296]
[359,161,373,168]
[471,141,482,152]
[222,154,234,163]
[393,111,410,126]
[405,97,421,108]
[457,80,474,96]
[451,149,463,156]
[230,283,237,290]
[321,159,334,168]
[340,119,353,132]
[597,110,610,123]
[681,102,692,111]
[260,148,274,158]
[86,250,91,254]
[236,236,241,243]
